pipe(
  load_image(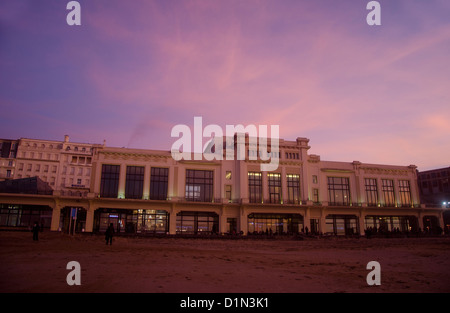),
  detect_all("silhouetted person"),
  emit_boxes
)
[32,221,40,241]
[105,223,114,245]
